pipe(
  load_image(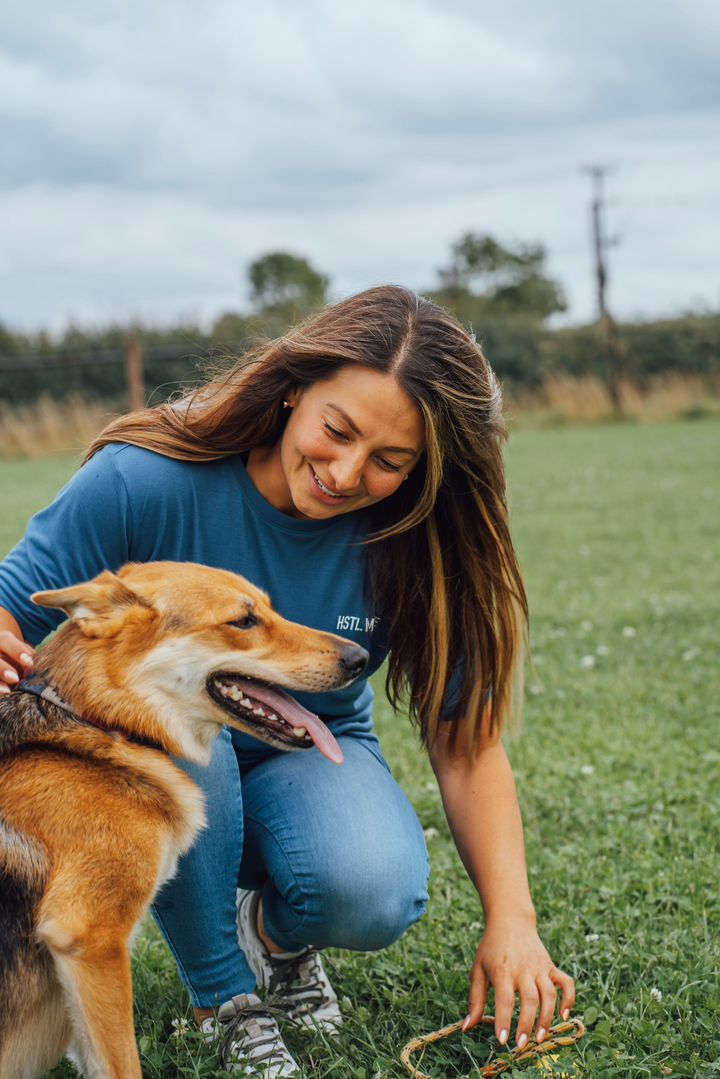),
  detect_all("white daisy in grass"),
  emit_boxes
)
[650,988,663,1002]
[585,933,599,942]
[622,626,637,638]
[171,1018,189,1038]
[596,645,609,656]
[580,765,595,776]
[581,654,596,669]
